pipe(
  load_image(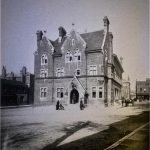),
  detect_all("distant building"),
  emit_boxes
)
[130,90,136,100]
[136,78,150,100]
[34,17,124,106]
[122,77,130,99]
[0,66,34,106]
